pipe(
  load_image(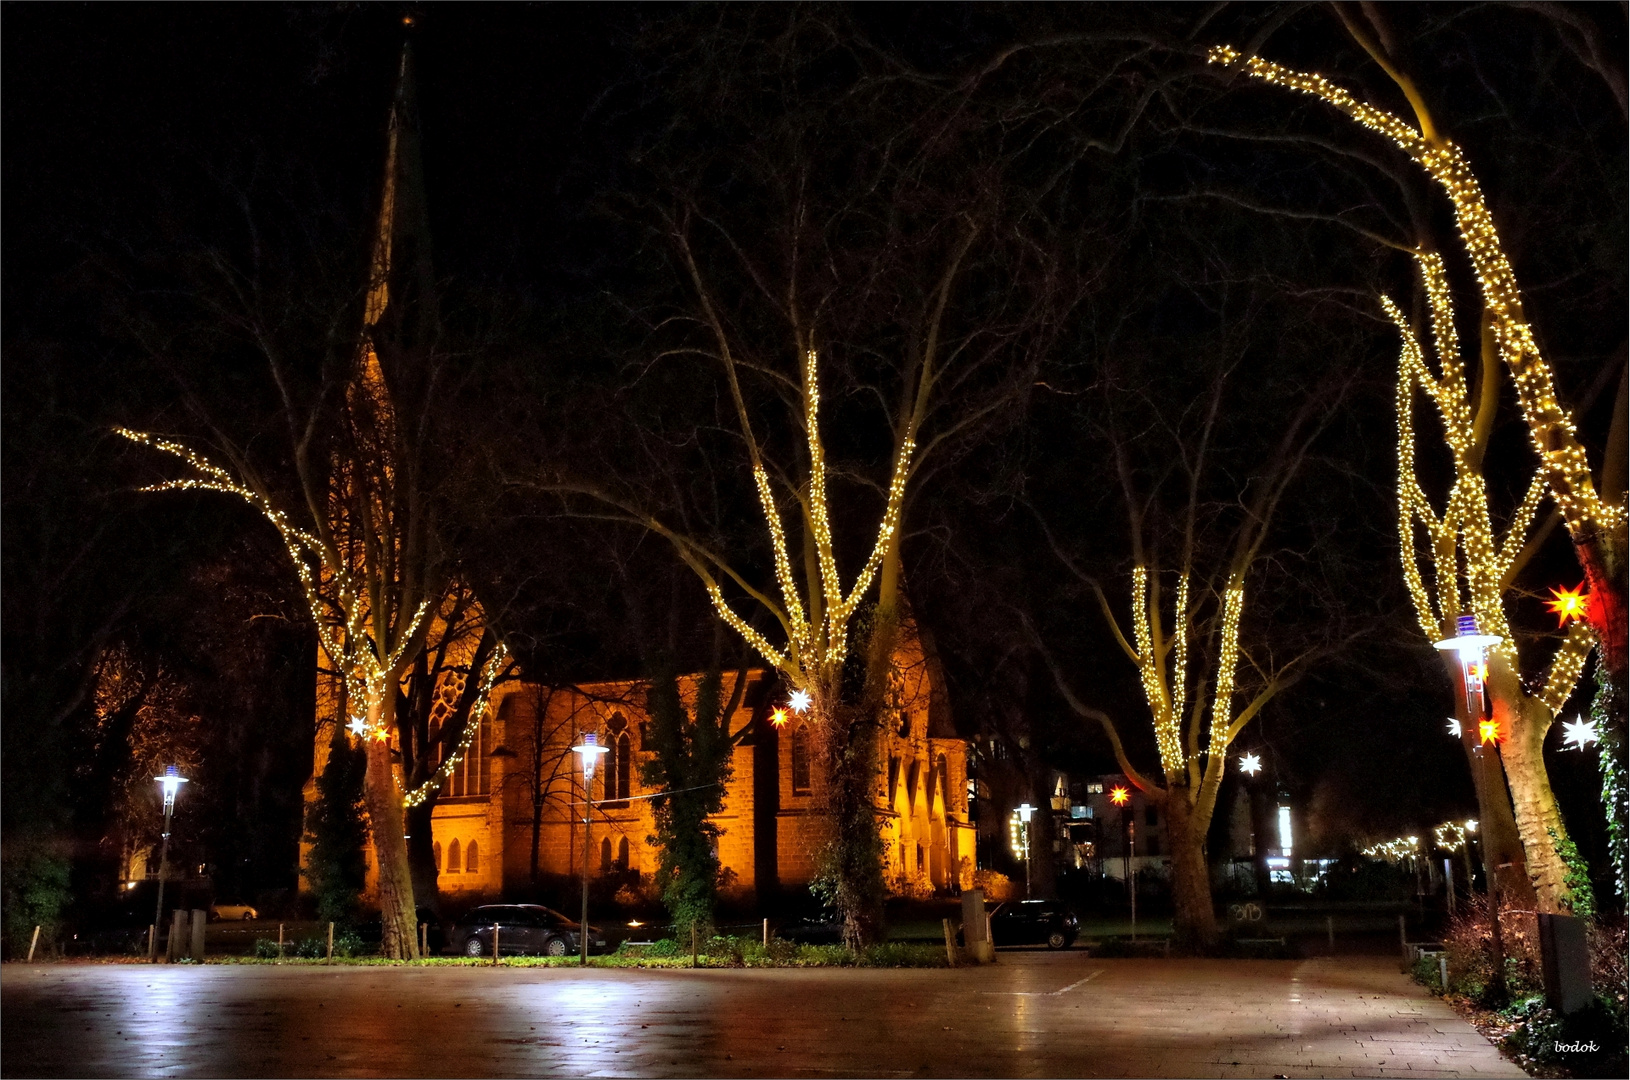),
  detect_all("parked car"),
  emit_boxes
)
[210,903,258,921]
[447,904,606,957]
[988,900,1078,949]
